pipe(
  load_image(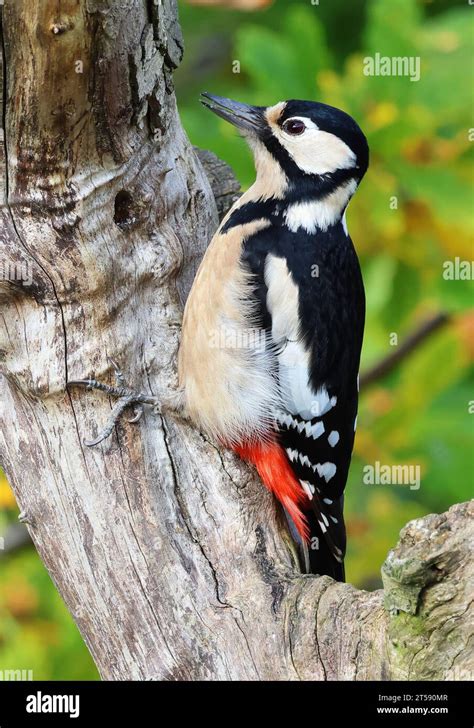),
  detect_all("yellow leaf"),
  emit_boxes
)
[0,472,17,509]
[366,102,399,131]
